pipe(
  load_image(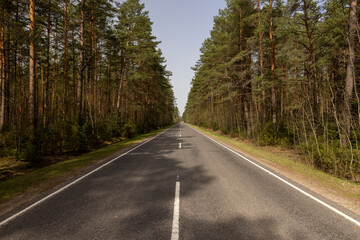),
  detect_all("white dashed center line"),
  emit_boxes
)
[171,181,180,240]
